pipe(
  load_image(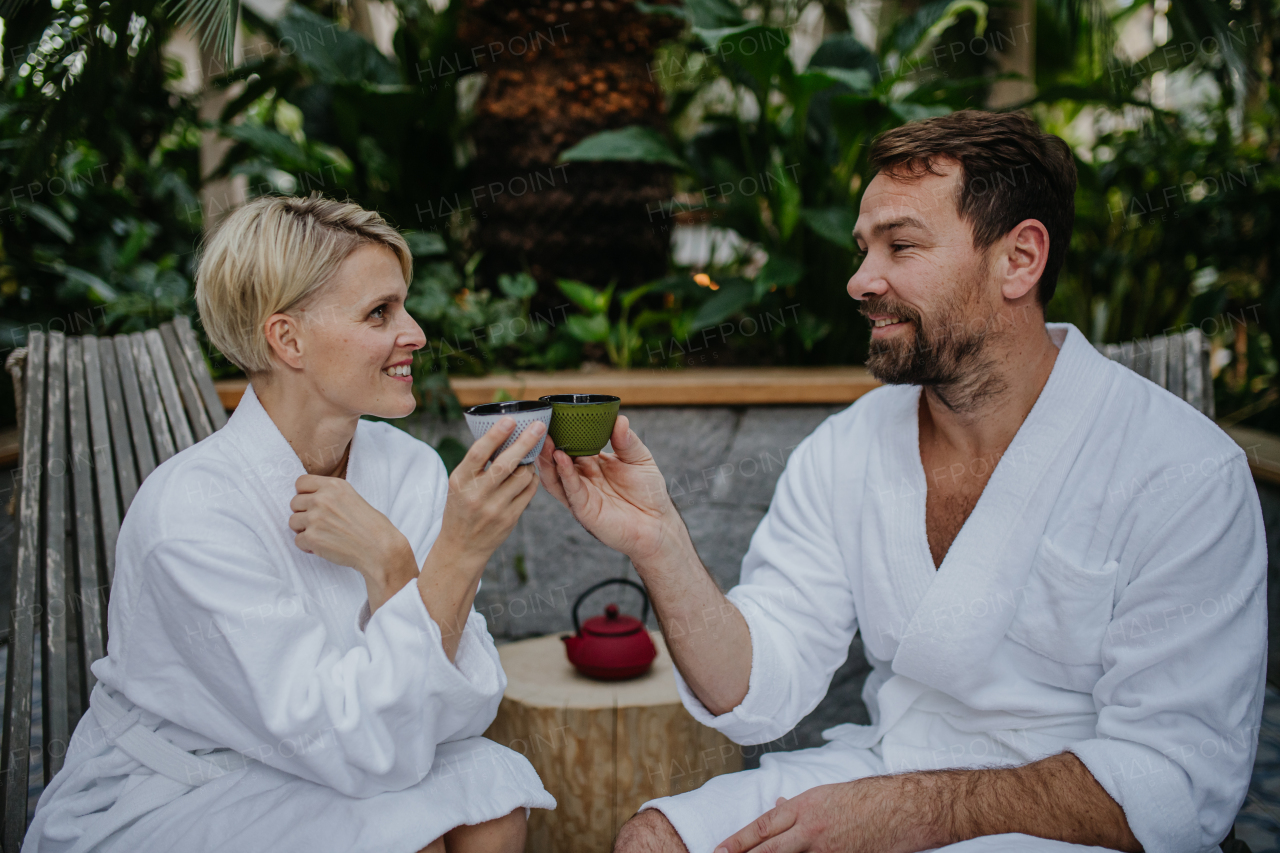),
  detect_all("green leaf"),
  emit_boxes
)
[62,266,119,302]
[774,167,802,241]
[275,4,400,86]
[808,33,881,78]
[404,230,448,257]
[17,201,73,242]
[683,0,746,28]
[755,254,804,299]
[620,282,659,312]
[557,279,611,315]
[558,126,688,170]
[801,207,858,250]
[566,313,611,343]
[807,66,874,95]
[498,272,538,300]
[690,280,755,331]
[695,25,791,93]
[889,102,952,122]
